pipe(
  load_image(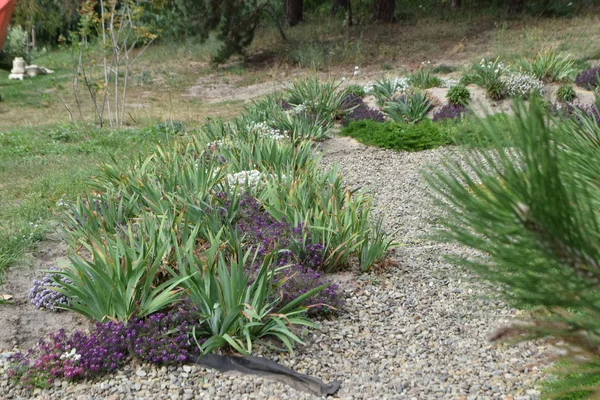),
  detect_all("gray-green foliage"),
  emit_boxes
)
[408,69,442,89]
[285,78,350,122]
[383,90,432,124]
[425,98,600,399]
[518,48,578,83]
